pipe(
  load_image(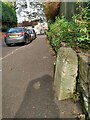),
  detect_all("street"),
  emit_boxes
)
[2,35,59,118]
